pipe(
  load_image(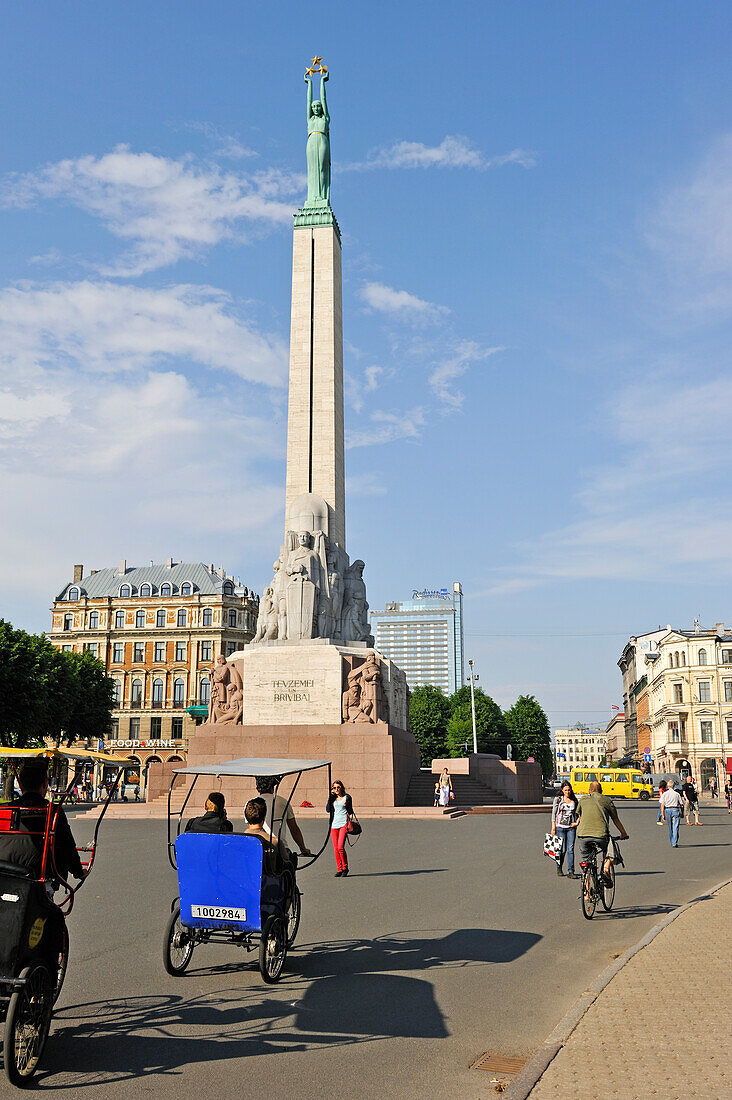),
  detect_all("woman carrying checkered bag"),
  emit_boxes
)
[551,781,580,879]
